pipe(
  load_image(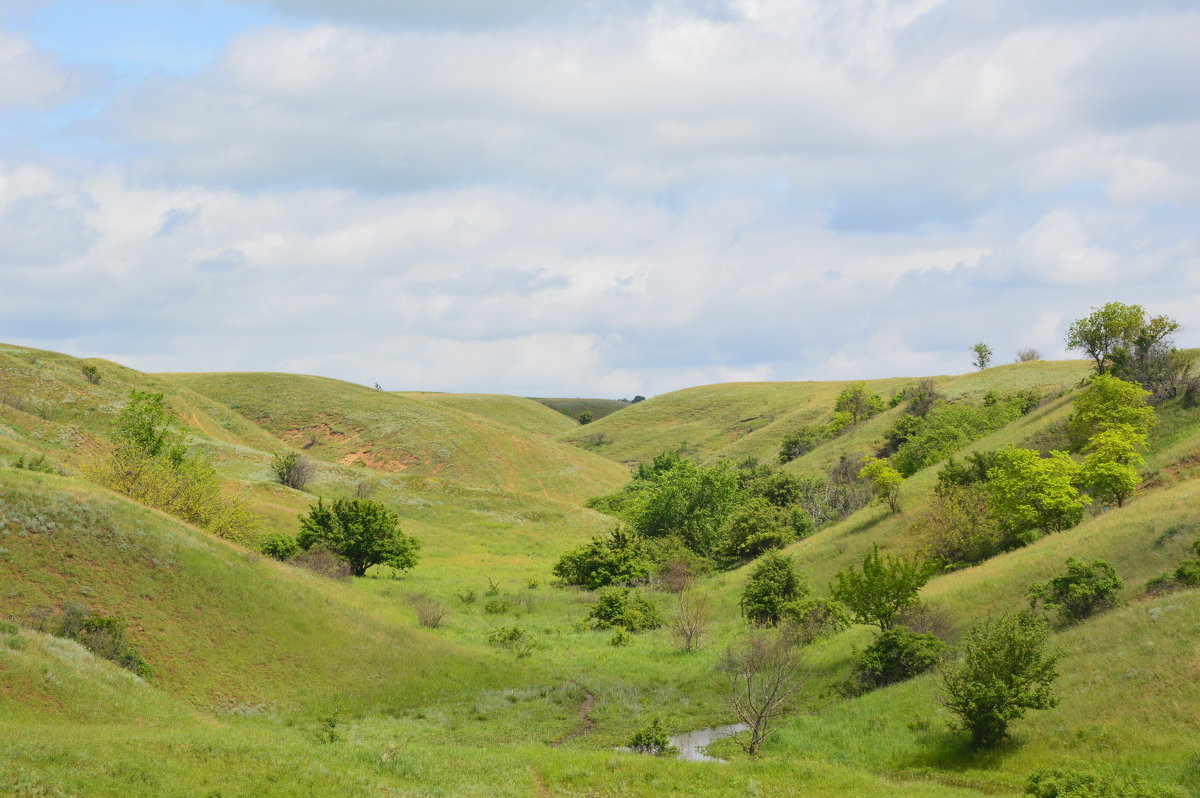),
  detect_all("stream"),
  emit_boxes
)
[668,723,749,763]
